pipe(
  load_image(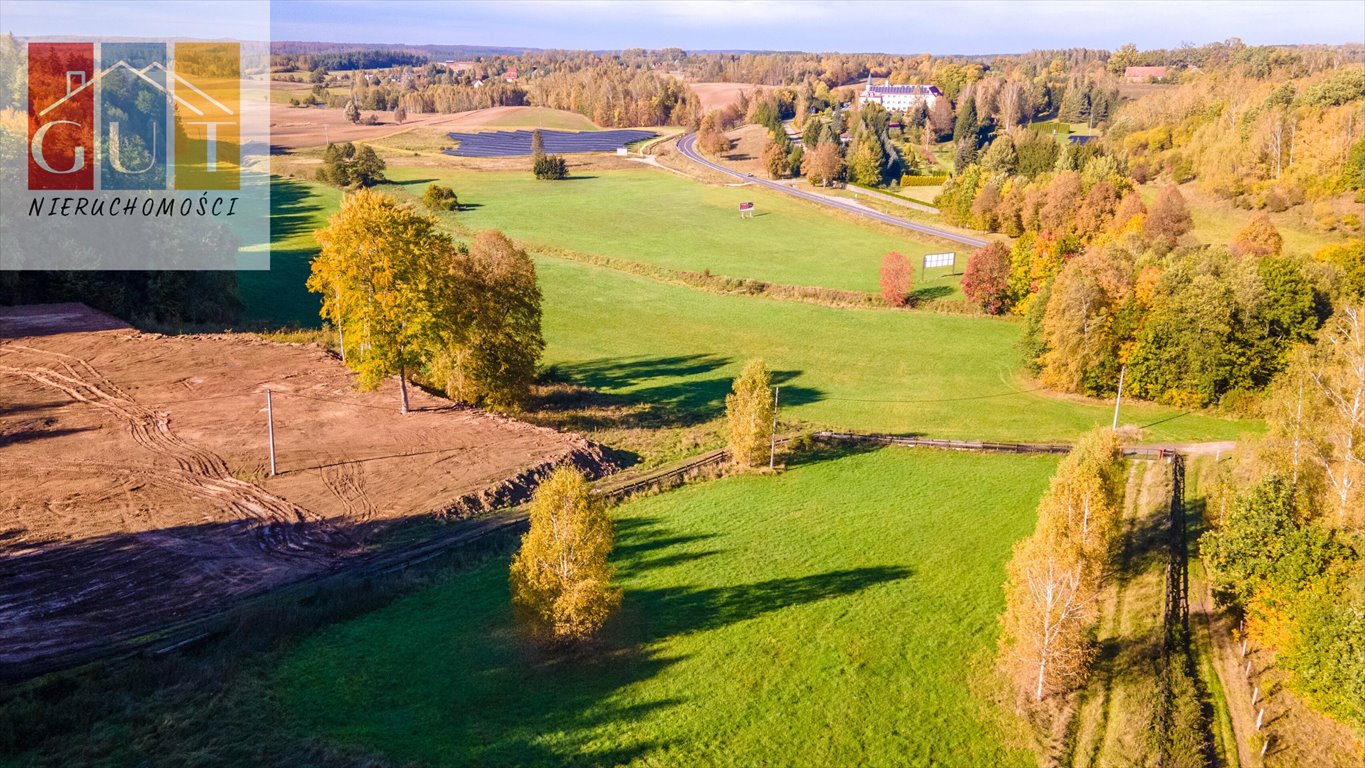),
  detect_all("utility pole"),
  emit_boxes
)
[1112,364,1126,431]
[266,388,277,477]
[769,385,781,471]
[336,289,346,363]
